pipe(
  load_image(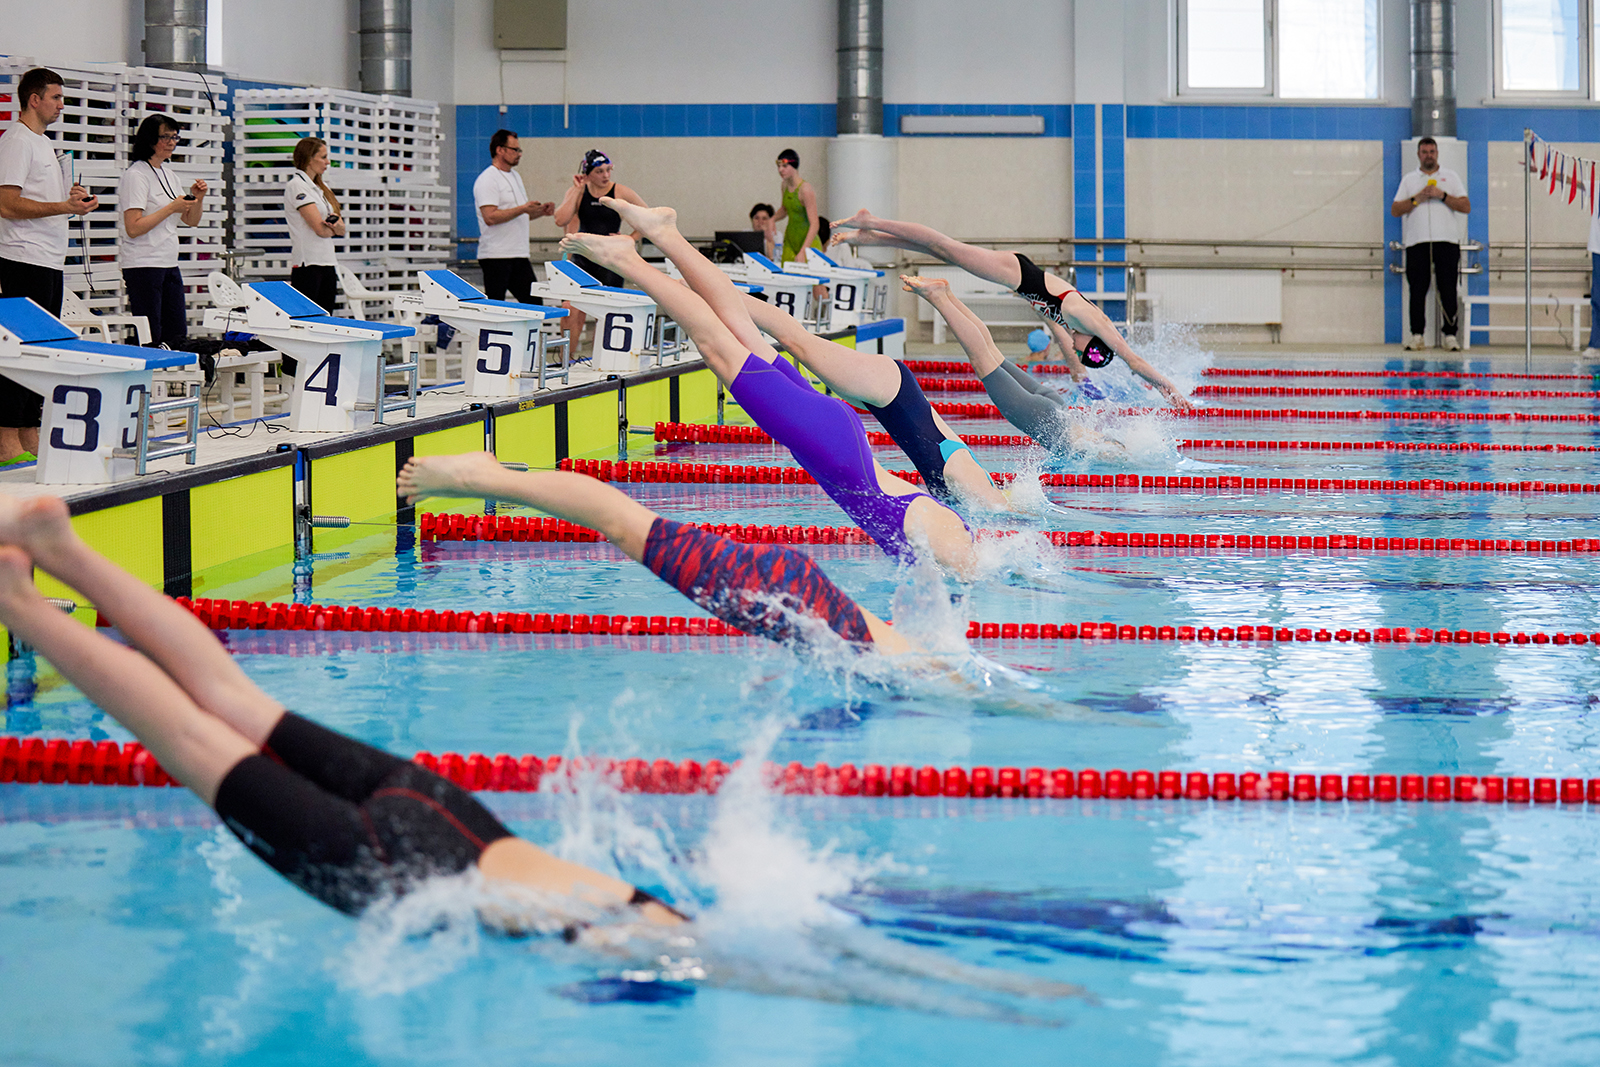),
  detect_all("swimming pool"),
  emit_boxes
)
[6,350,1600,1065]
